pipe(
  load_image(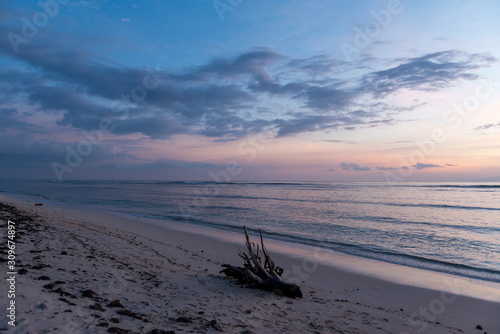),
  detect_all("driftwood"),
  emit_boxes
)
[220,226,302,298]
